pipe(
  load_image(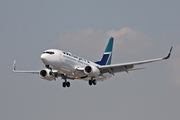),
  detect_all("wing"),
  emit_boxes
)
[13,60,39,74]
[98,46,173,75]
